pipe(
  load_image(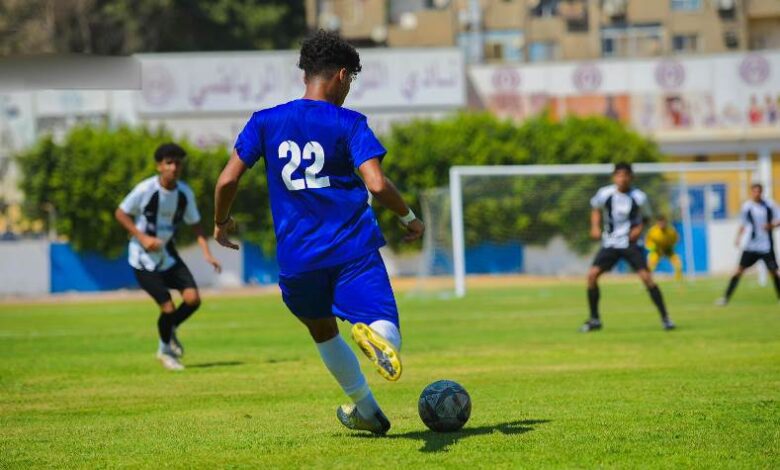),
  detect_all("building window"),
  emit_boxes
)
[529,41,560,62]
[670,0,701,11]
[724,30,739,49]
[530,0,559,18]
[601,24,663,58]
[672,34,699,53]
[458,30,524,64]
